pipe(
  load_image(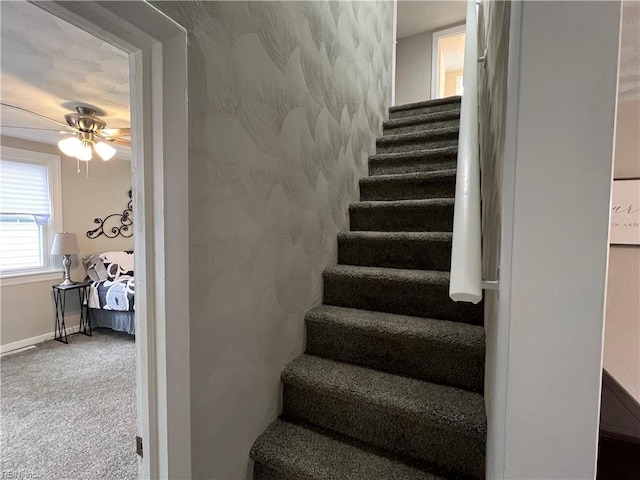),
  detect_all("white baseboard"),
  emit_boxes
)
[1,325,82,354]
